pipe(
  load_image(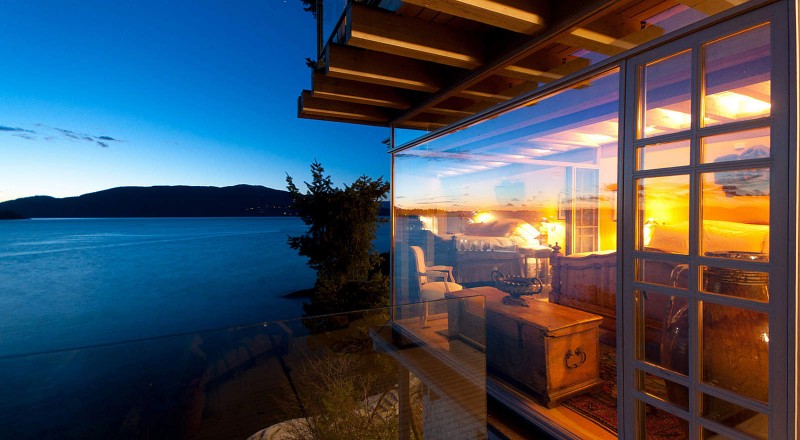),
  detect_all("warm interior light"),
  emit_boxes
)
[573,132,616,146]
[474,212,495,223]
[706,91,771,119]
[643,218,657,247]
[647,108,691,131]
